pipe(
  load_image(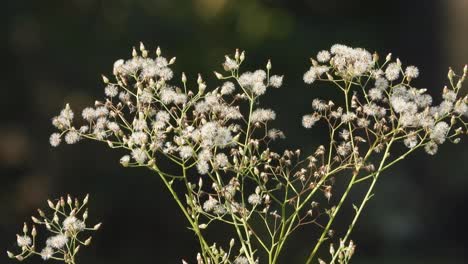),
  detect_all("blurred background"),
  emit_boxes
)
[3,0,468,263]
